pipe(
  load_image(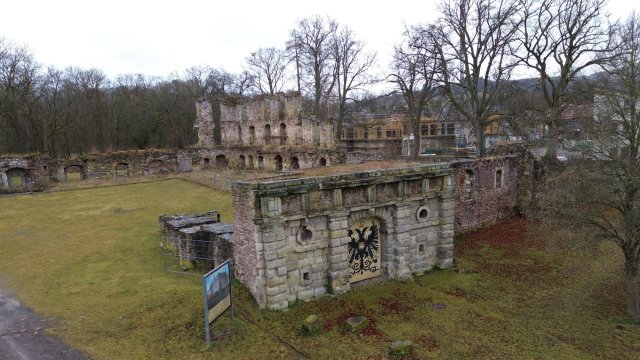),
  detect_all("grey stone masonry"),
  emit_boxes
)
[233,162,455,309]
[158,211,233,270]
